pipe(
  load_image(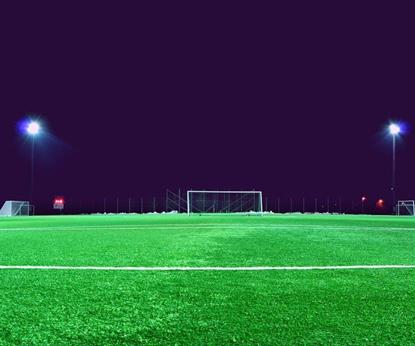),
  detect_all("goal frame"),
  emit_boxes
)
[0,201,34,217]
[397,200,415,216]
[186,190,263,215]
